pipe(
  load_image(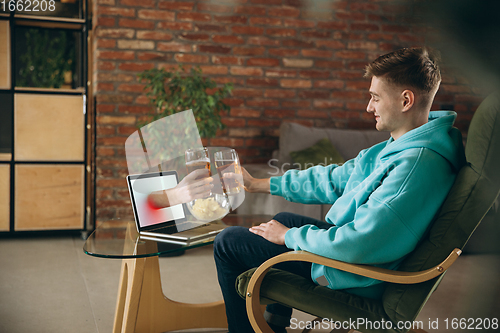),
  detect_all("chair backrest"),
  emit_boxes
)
[381,93,500,325]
